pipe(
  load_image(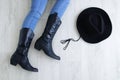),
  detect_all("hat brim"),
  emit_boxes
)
[77,7,112,43]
